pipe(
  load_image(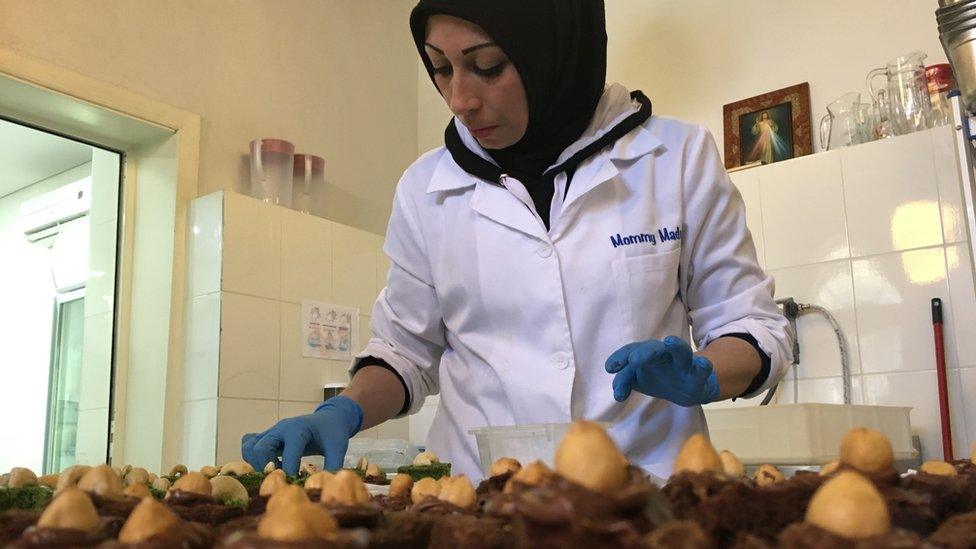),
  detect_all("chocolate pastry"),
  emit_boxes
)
[427,514,518,549]
[98,521,213,548]
[902,472,975,521]
[0,510,40,545]
[321,501,382,529]
[778,522,926,548]
[643,520,713,549]
[927,510,976,548]
[166,489,245,525]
